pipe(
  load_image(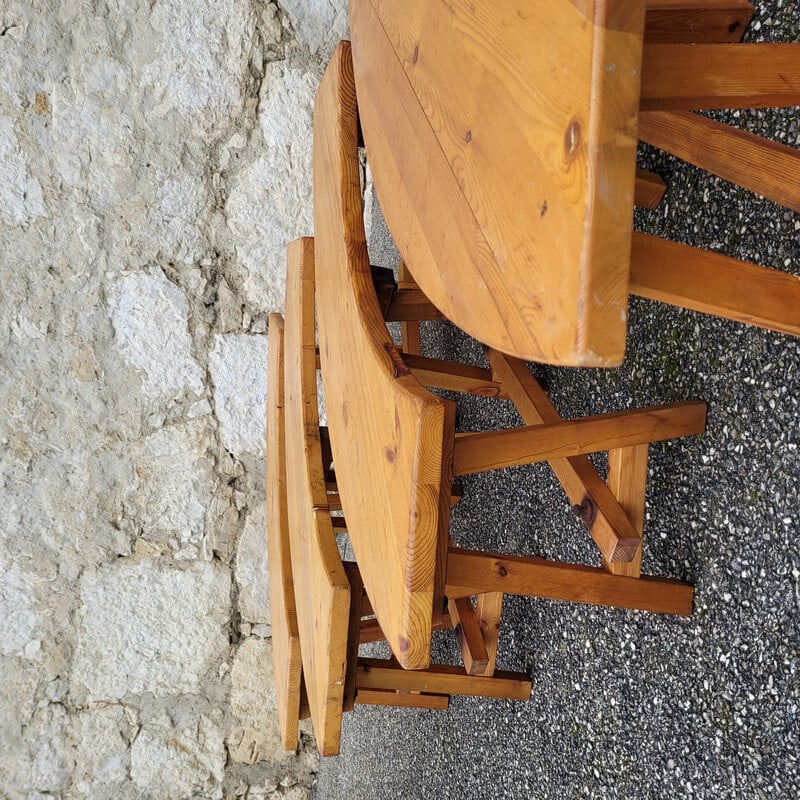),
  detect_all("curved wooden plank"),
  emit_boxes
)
[284,237,350,756]
[314,42,447,670]
[266,312,303,752]
[350,0,644,365]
